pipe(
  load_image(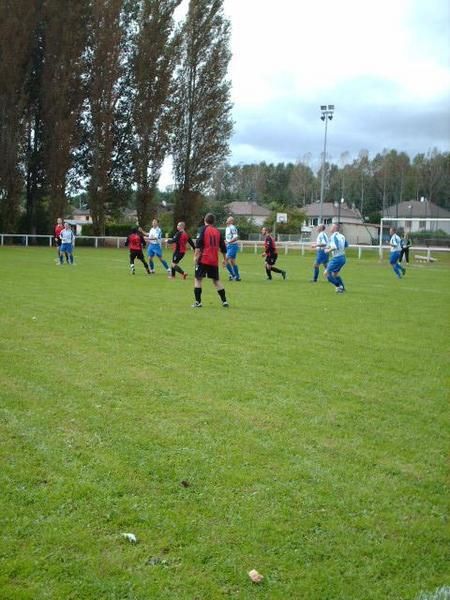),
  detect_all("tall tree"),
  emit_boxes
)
[82,0,126,235]
[0,1,38,231]
[40,0,89,224]
[23,4,47,234]
[131,0,181,227]
[172,0,233,229]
